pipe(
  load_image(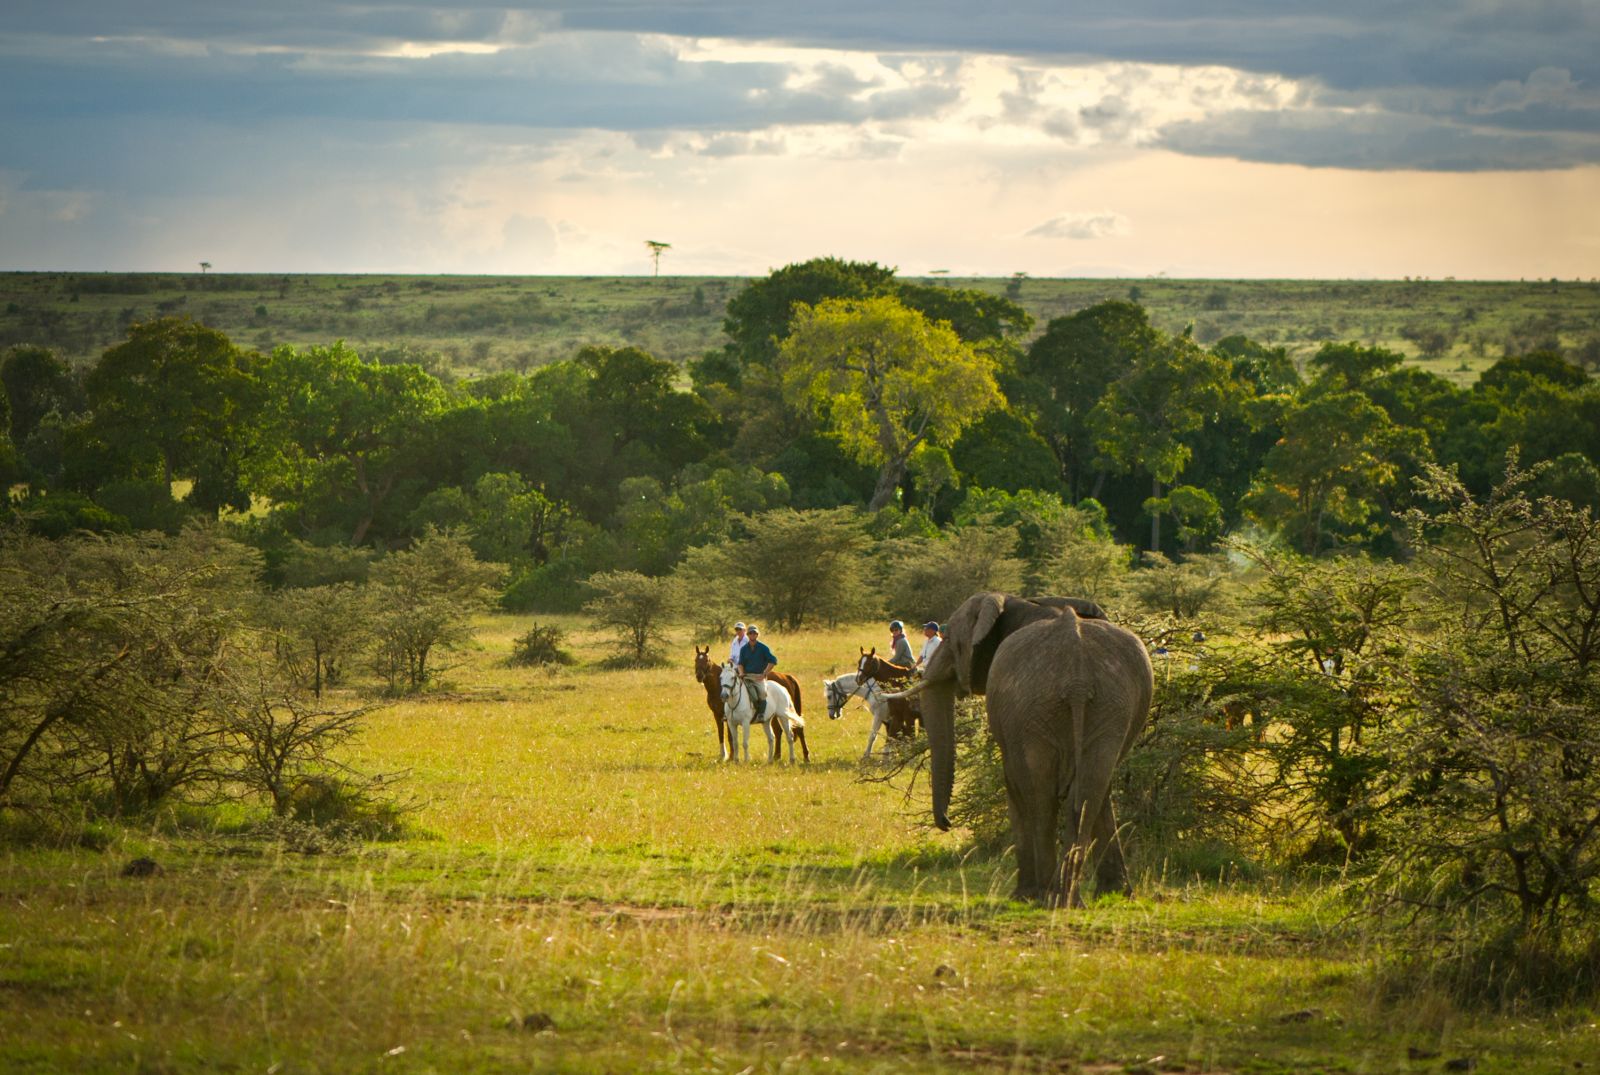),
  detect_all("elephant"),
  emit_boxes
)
[895,592,1154,907]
